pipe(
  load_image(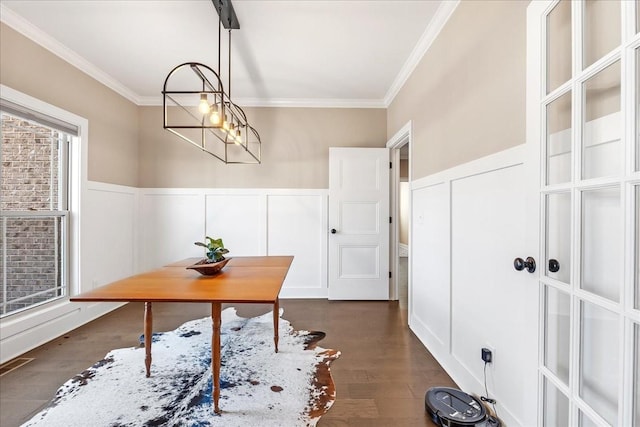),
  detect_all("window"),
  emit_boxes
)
[0,100,76,317]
